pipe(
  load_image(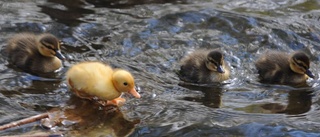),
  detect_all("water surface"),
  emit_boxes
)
[1,0,320,136]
